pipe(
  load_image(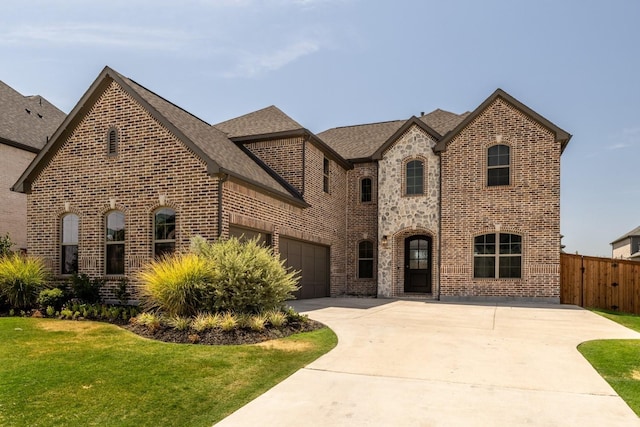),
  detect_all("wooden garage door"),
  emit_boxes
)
[279,237,329,299]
